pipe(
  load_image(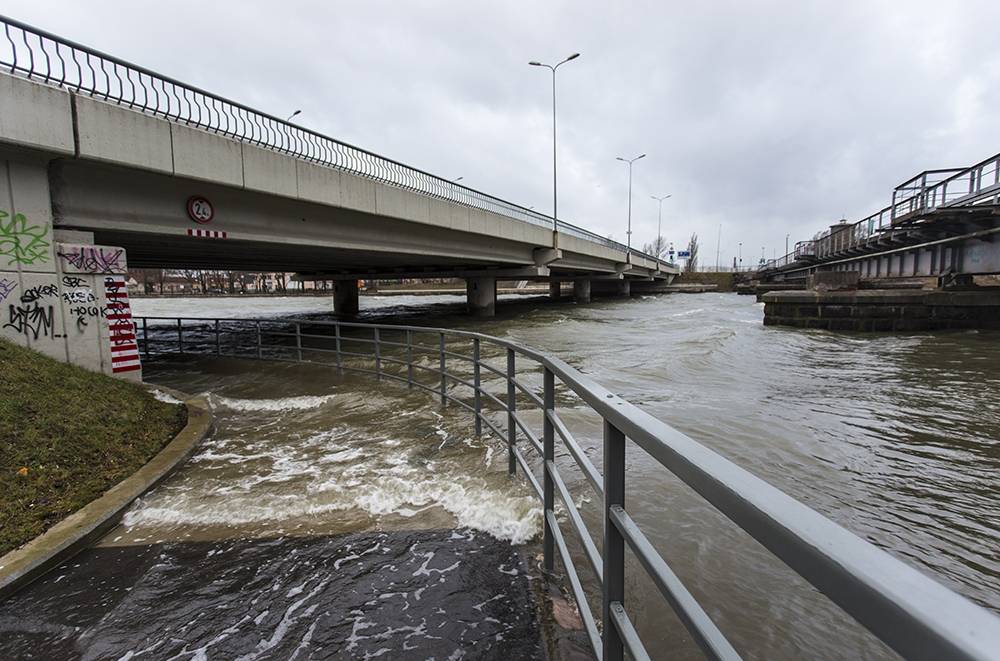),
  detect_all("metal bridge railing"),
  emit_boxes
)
[135,315,999,661]
[0,15,661,264]
[762,151,1000,274]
